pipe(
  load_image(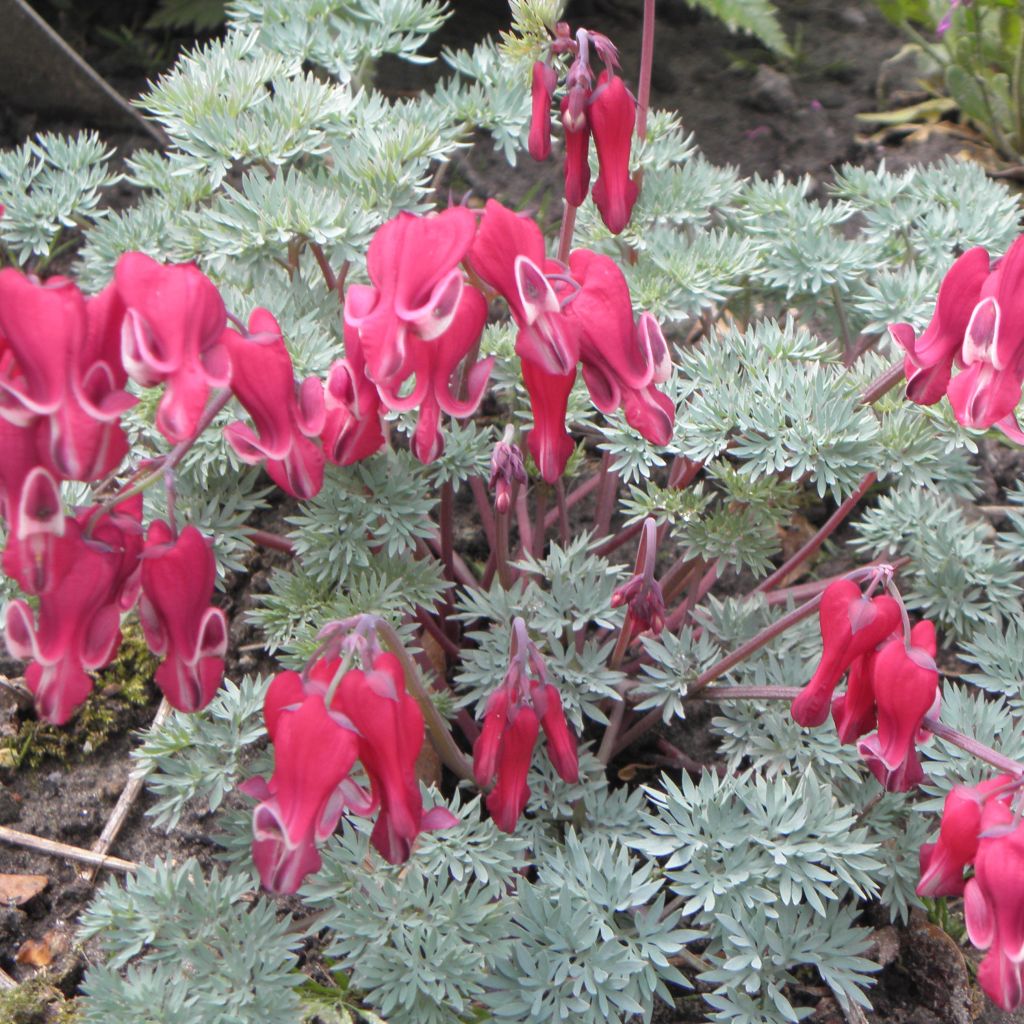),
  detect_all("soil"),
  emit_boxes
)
[0,0,1018,1022]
